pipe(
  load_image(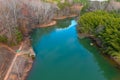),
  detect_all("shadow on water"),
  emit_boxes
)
[78,38,120,80]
